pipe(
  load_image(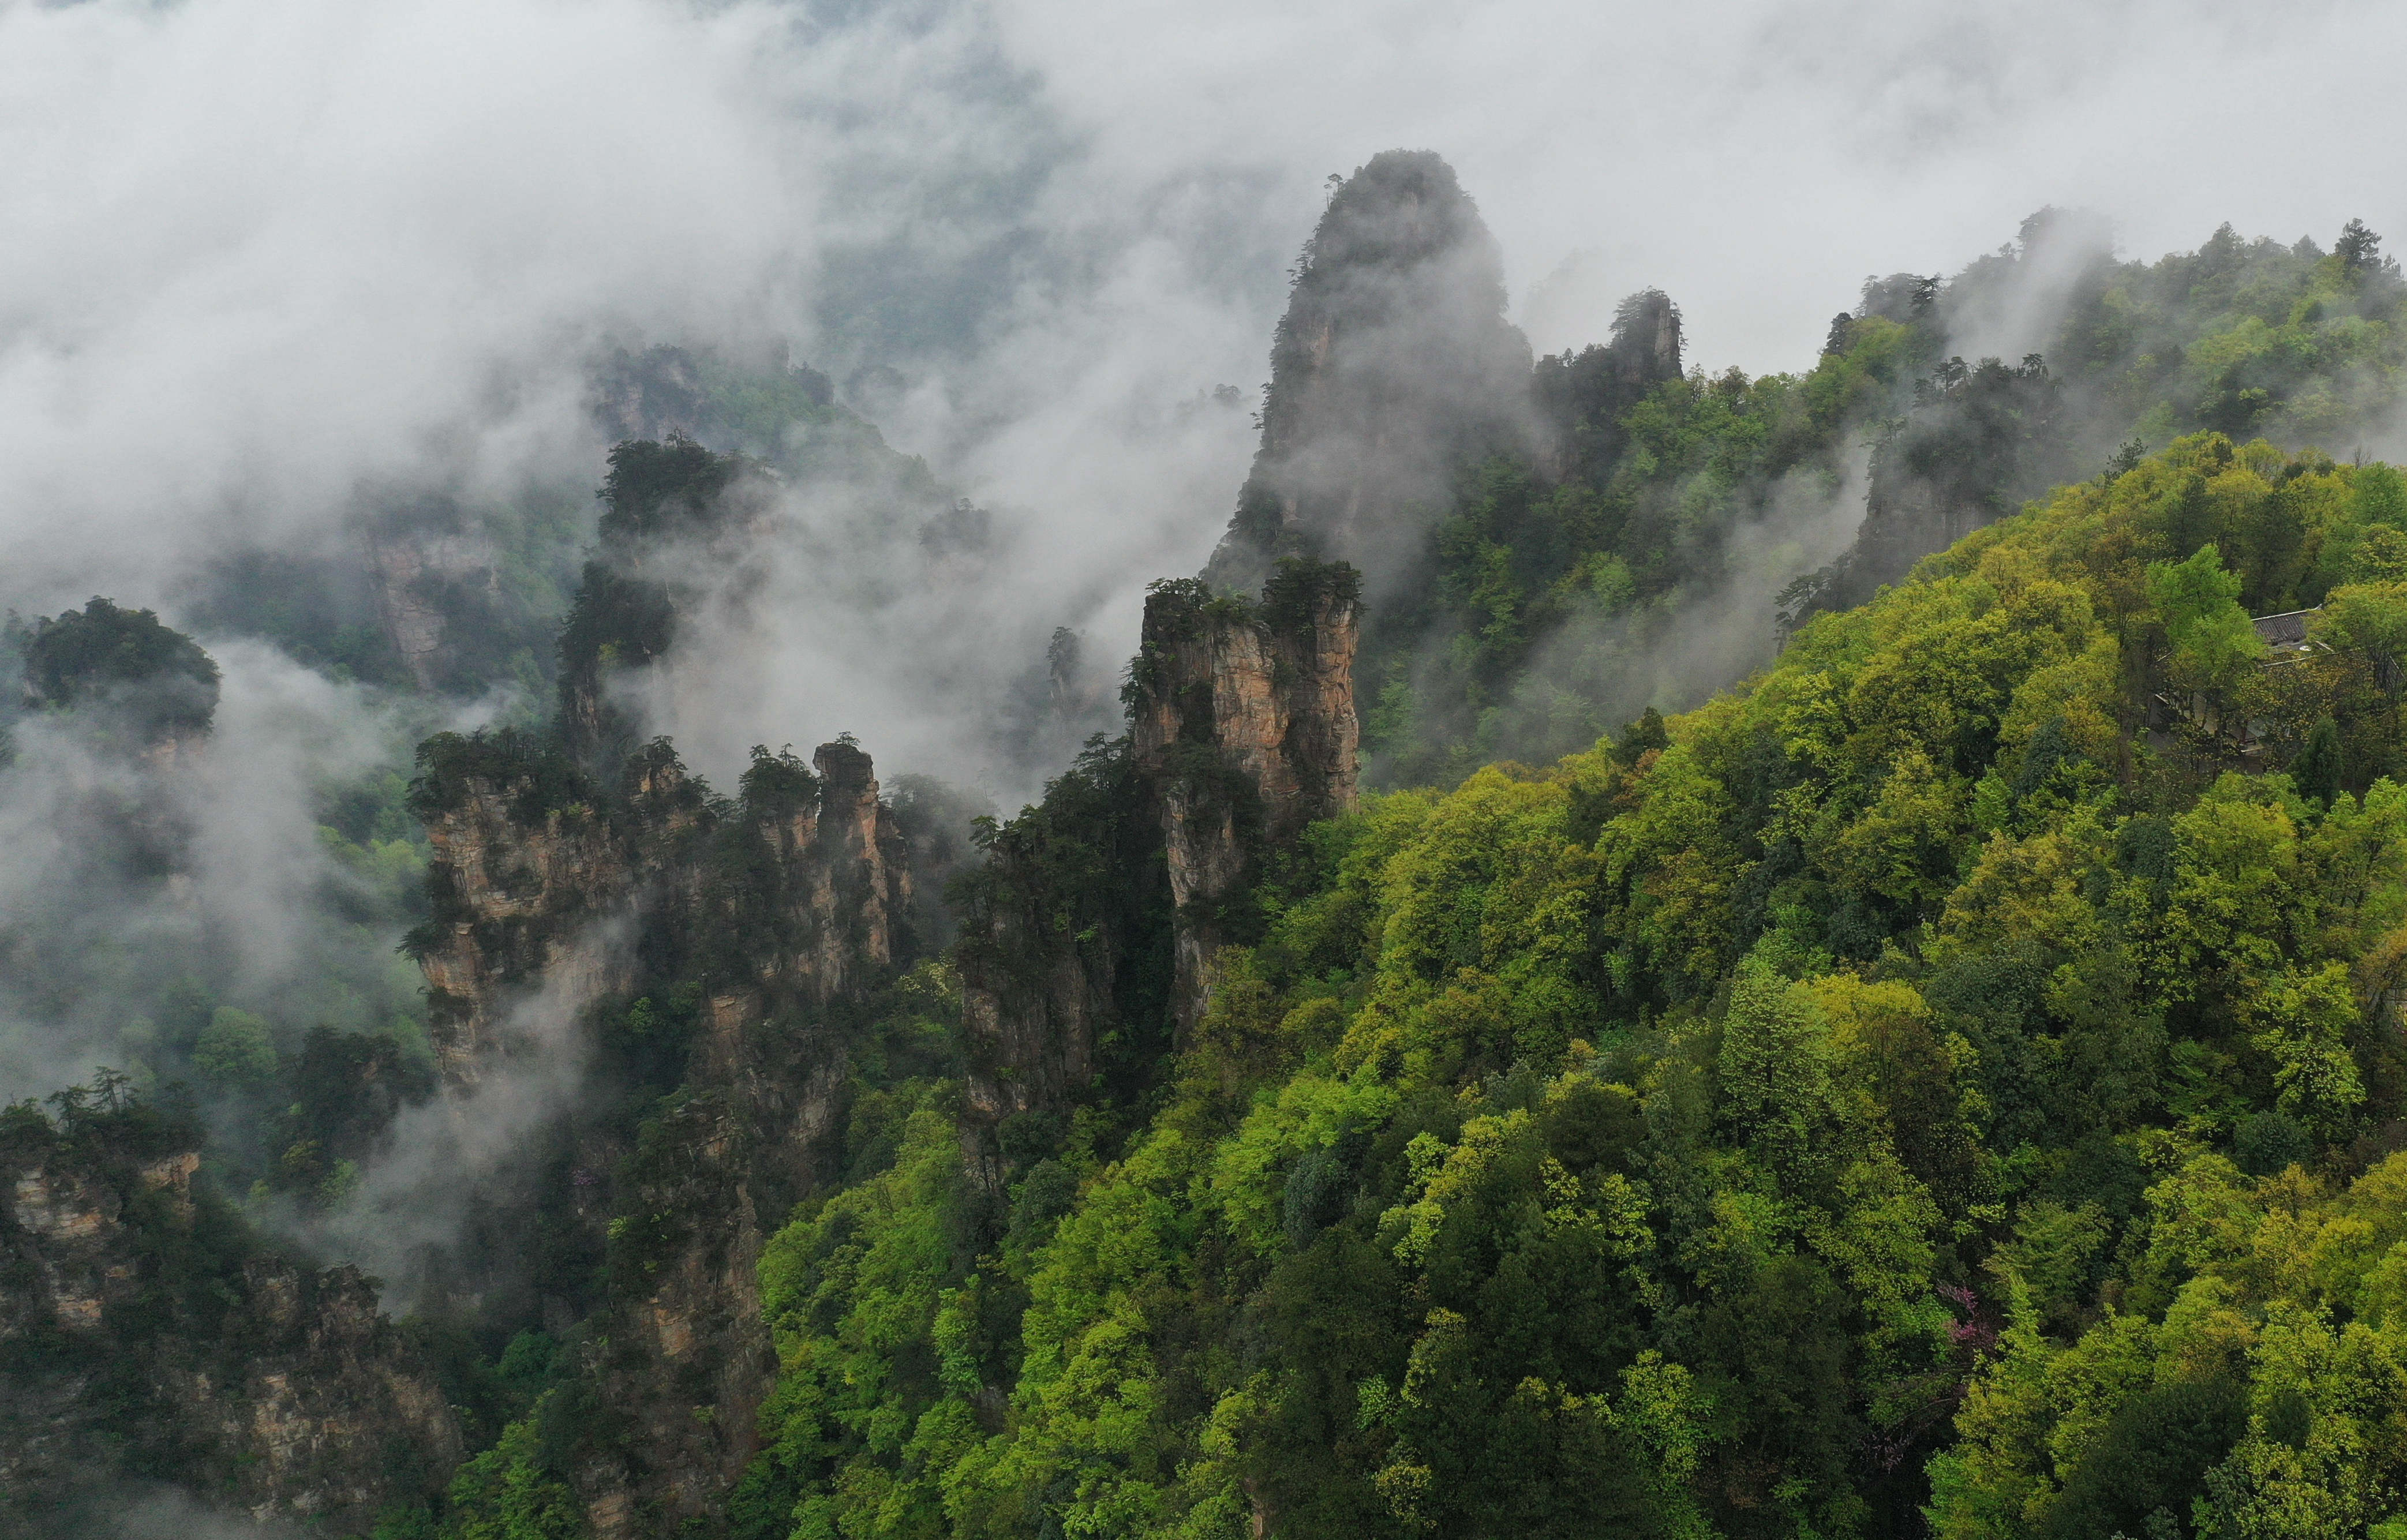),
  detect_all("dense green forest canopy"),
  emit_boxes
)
[417,427,2407,1540]
[1364,212,2407,788]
